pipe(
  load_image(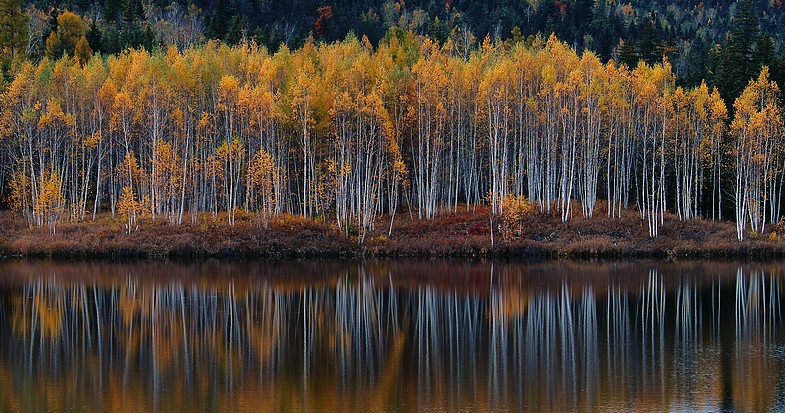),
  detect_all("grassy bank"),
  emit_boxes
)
[1,204,784,260]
